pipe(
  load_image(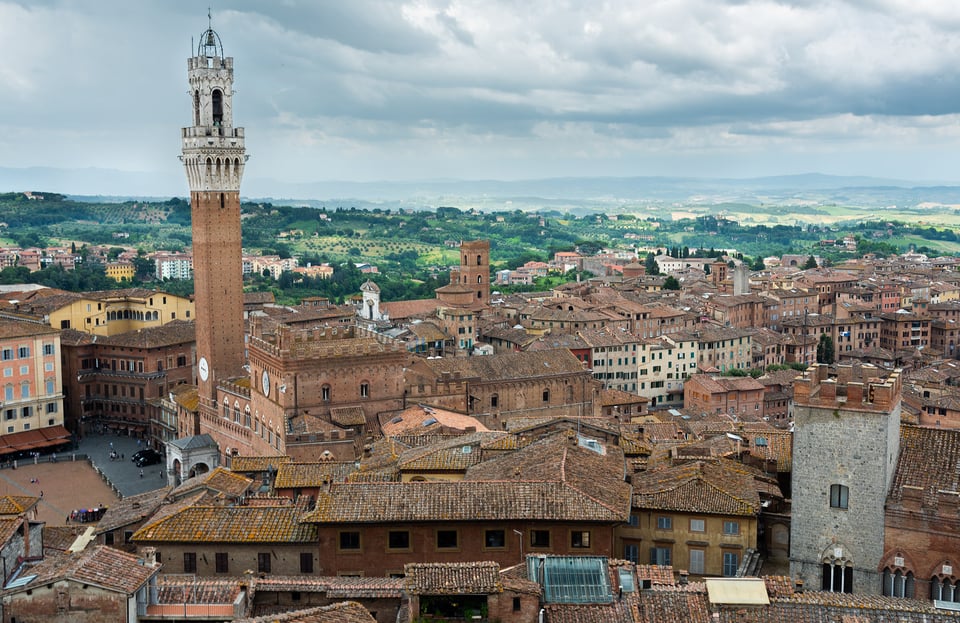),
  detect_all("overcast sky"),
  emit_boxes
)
[3,0,960,195]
